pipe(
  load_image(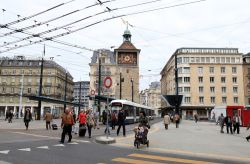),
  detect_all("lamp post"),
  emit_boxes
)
[131,78,134,102]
